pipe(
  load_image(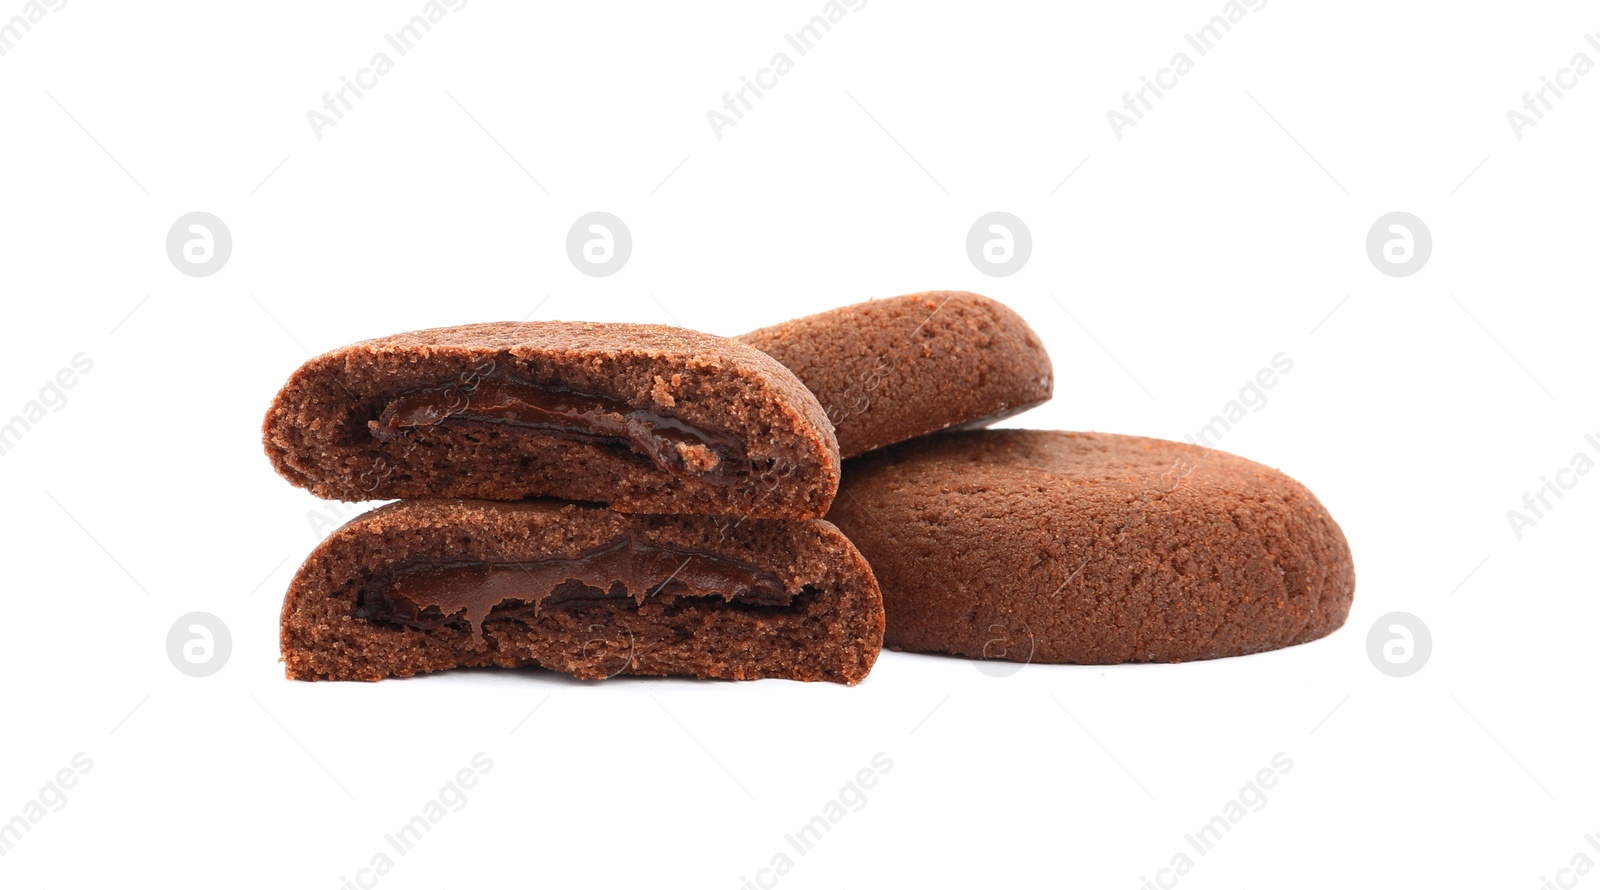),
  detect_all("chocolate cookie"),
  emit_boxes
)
[263,322,840,518]
[737,291,1053,457]
[281,499,885,684]
[826,430,1354,664]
